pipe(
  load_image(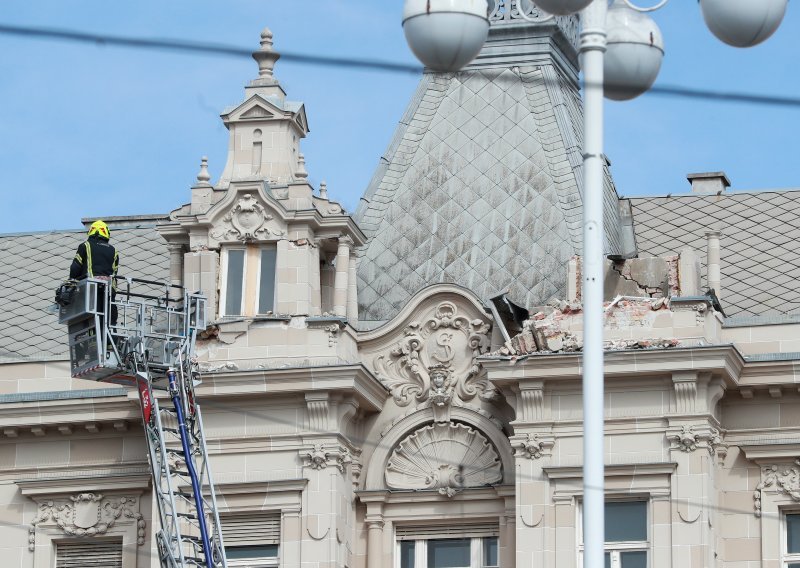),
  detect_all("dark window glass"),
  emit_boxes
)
[427,539,471,568]
[225,544,278,559]
[605,501,647,542]
[258,247,277,313]
[620,550,647,568]
[483,537,498,567]
[400,541,415,568]
[789,514,800,553]
[224,249,245,316]
[788,564,800,568]
[605,552,611,568]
